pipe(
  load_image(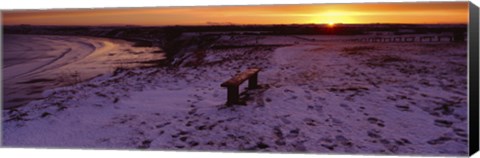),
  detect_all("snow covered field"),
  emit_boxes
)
[2,34,468,156]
